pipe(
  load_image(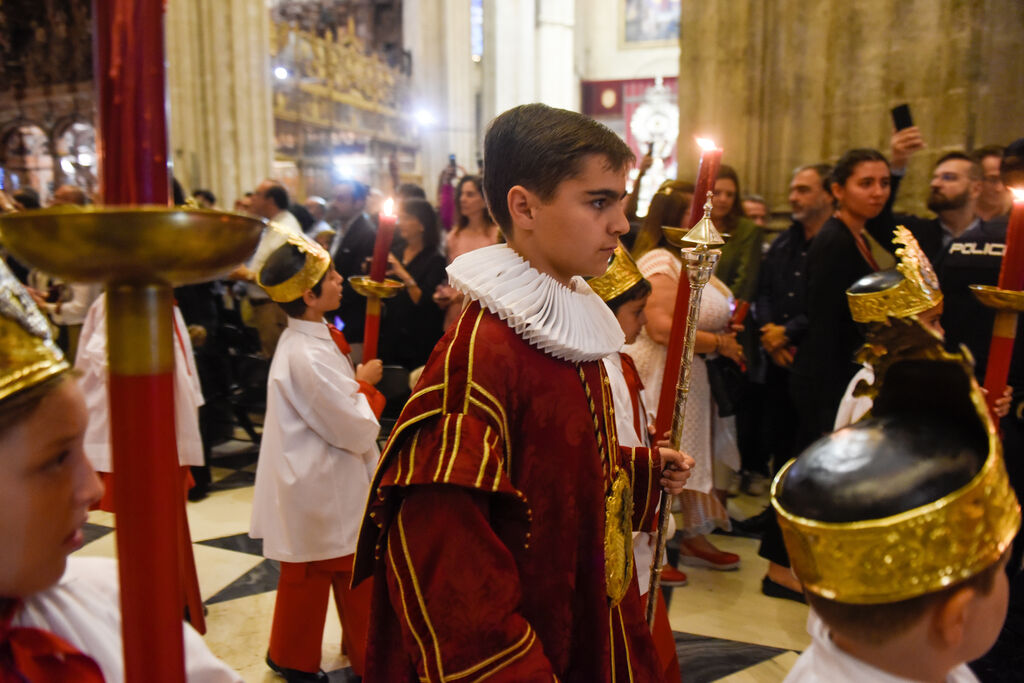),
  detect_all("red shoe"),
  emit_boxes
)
[679,539,741,571]
[659,564,688,586]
